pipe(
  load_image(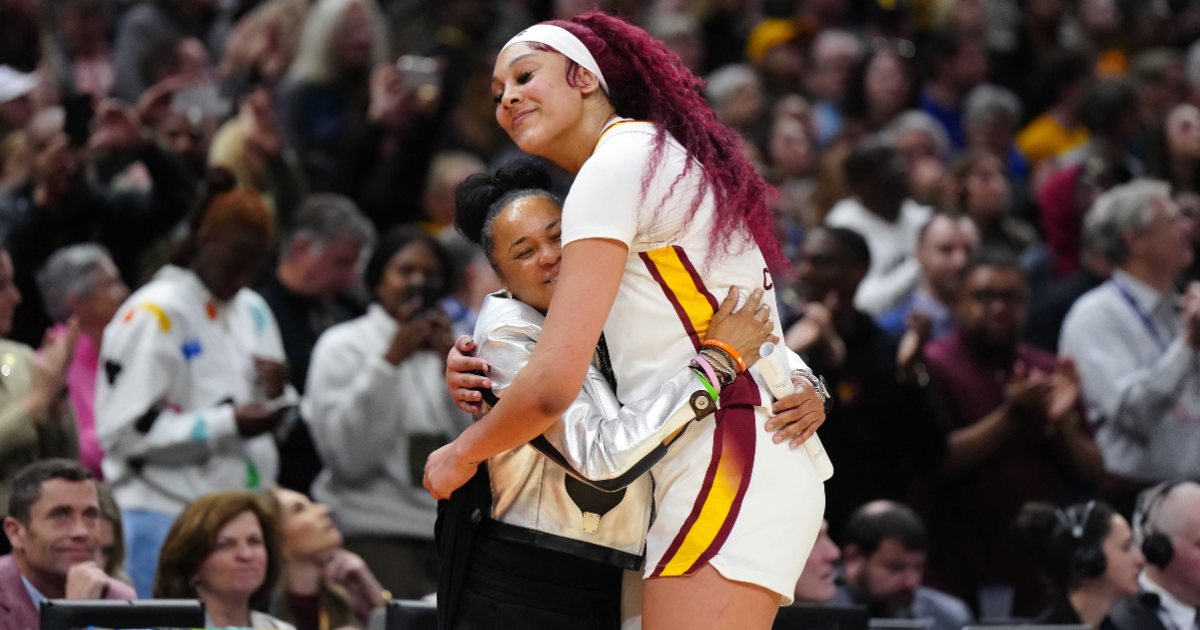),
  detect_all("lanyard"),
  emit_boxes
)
[1113,278,1170,352]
